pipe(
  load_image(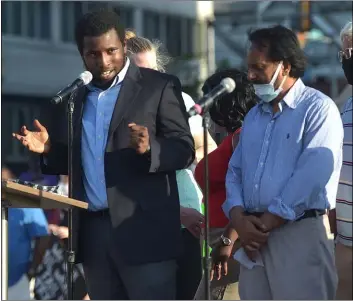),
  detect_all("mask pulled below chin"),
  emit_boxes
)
[253,85,283,103]
[253,61,286,103]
